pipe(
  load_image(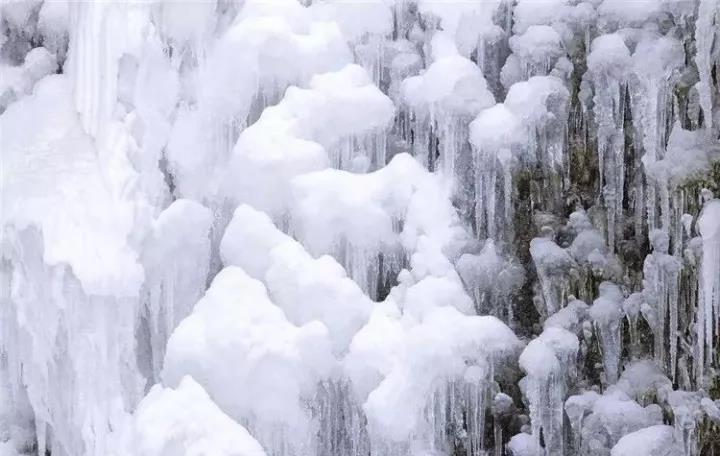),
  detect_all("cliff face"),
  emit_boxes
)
[1,0,719,455]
